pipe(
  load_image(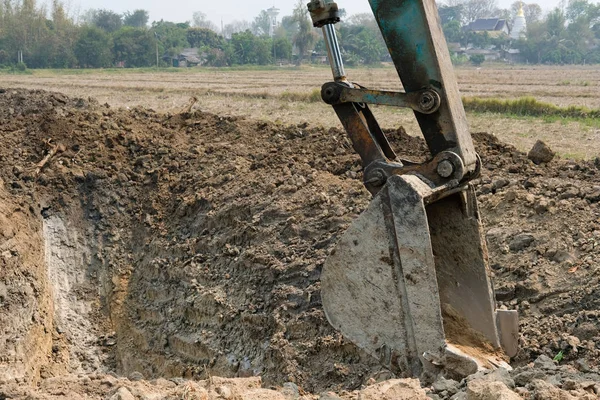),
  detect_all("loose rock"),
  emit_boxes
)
[528,140,555,164]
